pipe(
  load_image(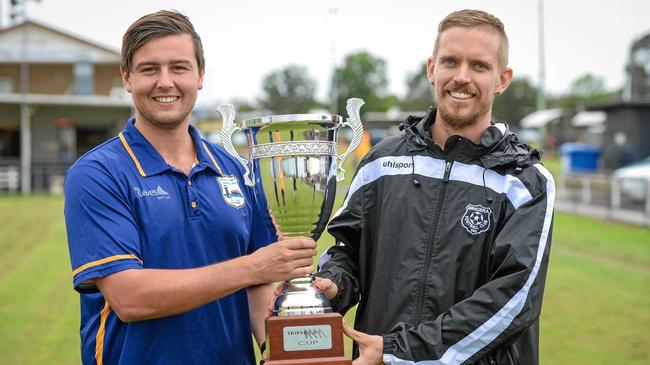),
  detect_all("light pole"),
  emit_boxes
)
[536,0,547,111]
[10,0,40,194]
[329,6,338,115]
